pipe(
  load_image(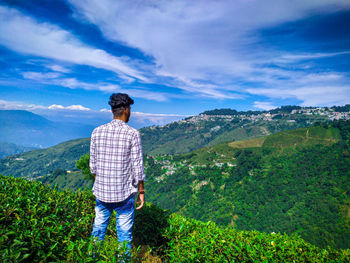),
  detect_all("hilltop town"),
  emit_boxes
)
[178,106,350,125]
